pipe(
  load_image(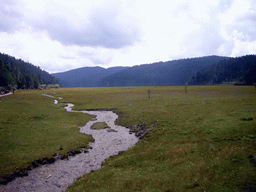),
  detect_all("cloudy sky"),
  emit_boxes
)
[0,0,255,73]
